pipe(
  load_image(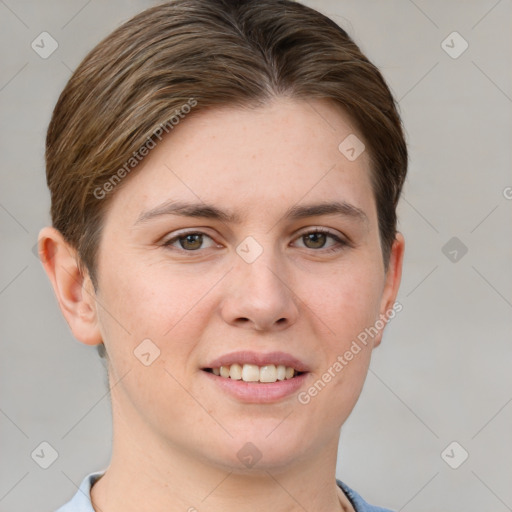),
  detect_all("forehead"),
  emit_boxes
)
[105,97,376,224]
